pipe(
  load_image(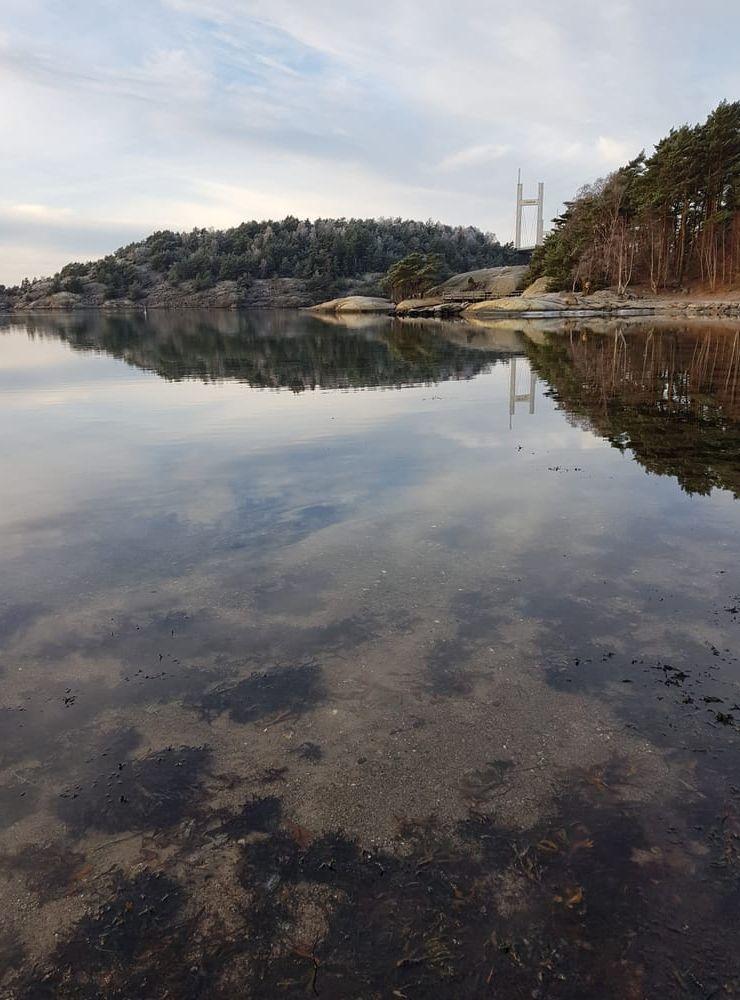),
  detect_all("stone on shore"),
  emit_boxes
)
[429,265,529,298]
[309,296,392,314]
[464,294,570,316]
